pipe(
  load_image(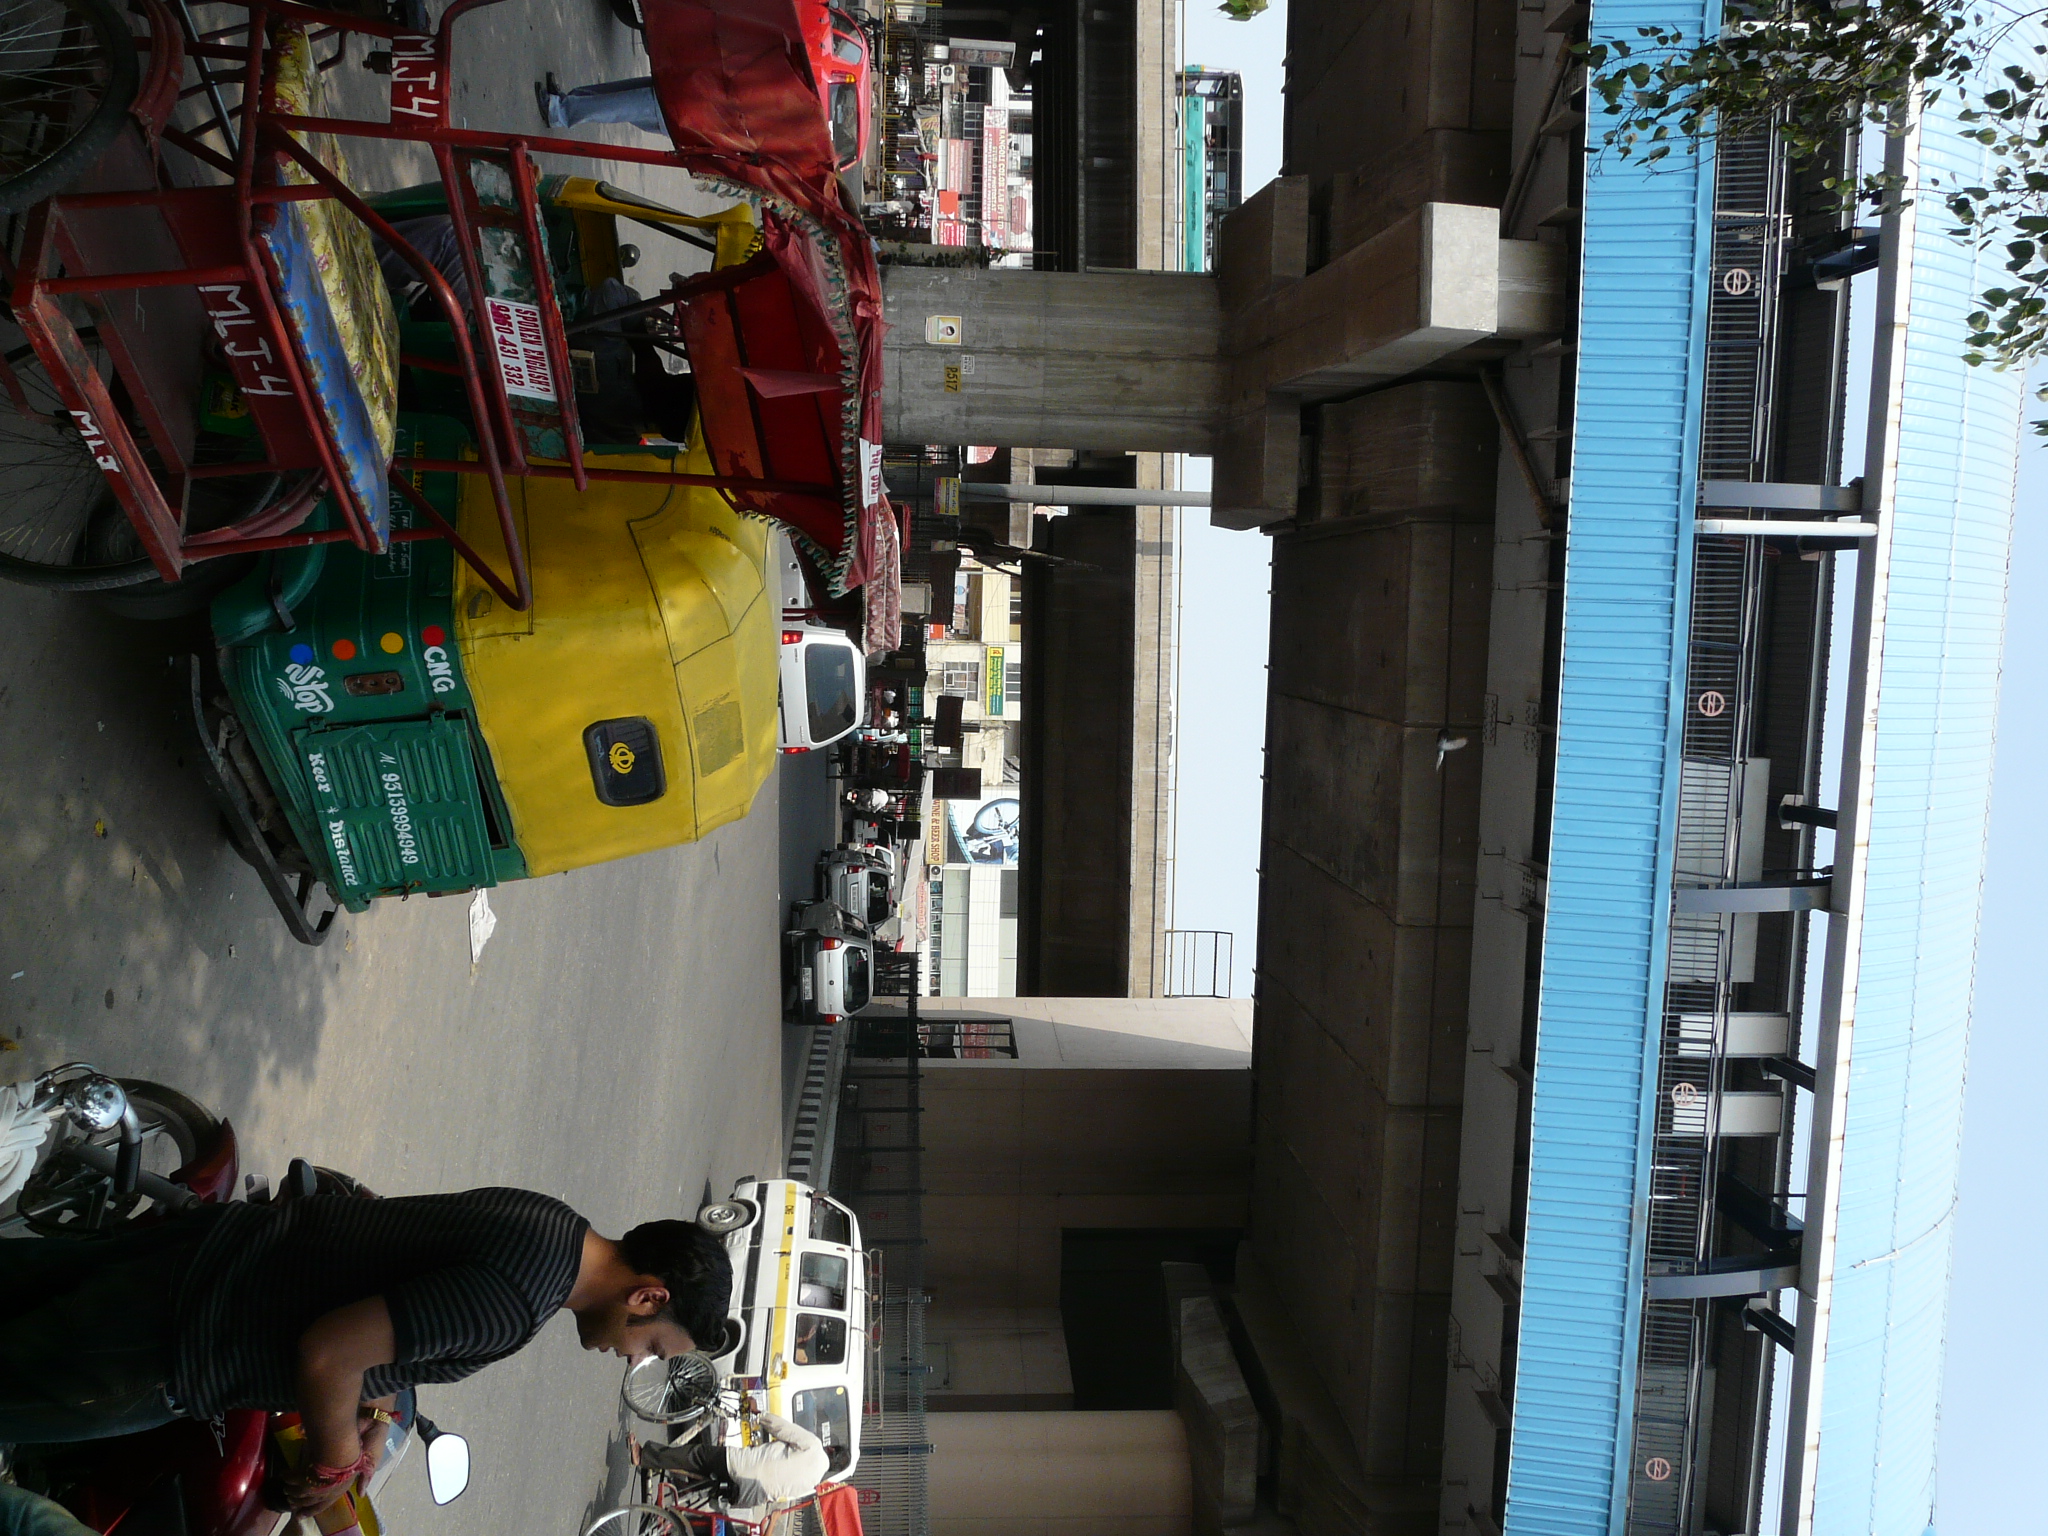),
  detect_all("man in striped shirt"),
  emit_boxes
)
[0,1187,731,1514]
